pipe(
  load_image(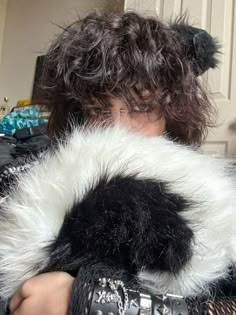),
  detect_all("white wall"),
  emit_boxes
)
[0,0,124,108]
[0,0,8,67]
